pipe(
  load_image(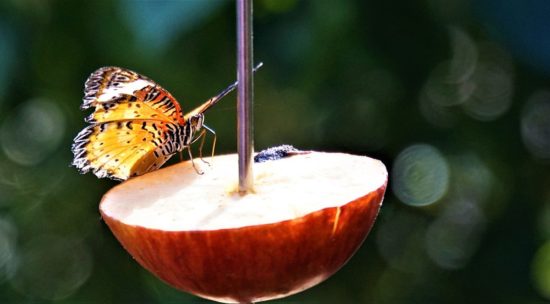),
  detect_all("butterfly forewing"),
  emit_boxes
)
[83,66,142,107]
[82,67,185,125]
